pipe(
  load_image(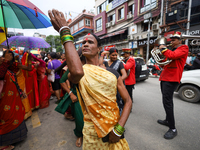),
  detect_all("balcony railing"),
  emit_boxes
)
[140,1,157,13]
